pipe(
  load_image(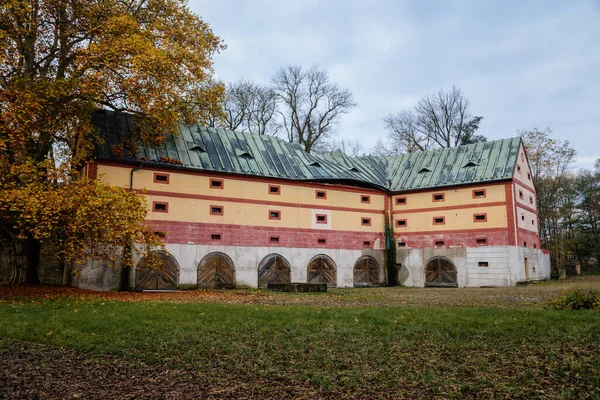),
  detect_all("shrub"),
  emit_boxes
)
[547,289,600,310]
